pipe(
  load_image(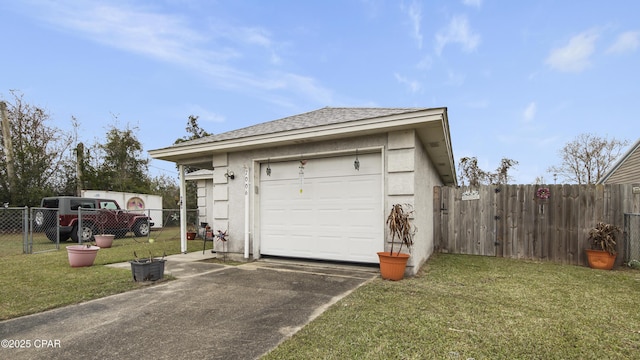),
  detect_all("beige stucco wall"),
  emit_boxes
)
[412,132,442,273]
[193,130,445,275]
[384,130,443,275]
[210,133,387,254]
